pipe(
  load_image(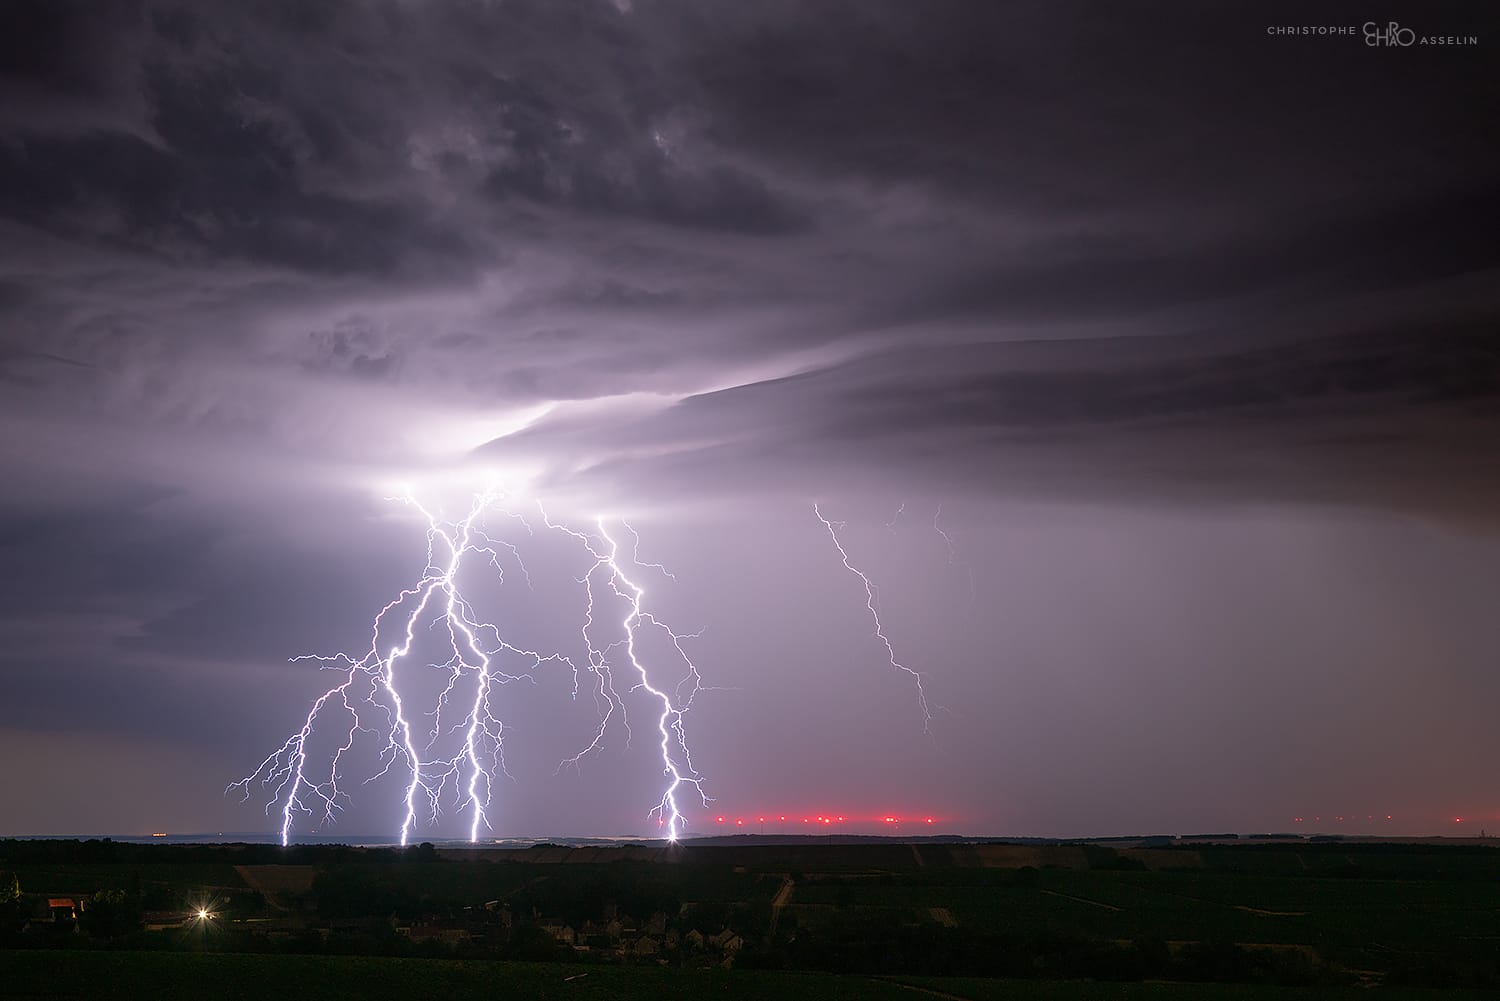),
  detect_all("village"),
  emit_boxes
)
[8,836,1500,991]
[1,845,767,968]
